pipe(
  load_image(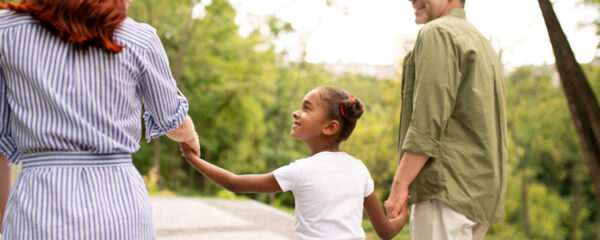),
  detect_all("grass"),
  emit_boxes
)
[270,203,295,215]
[363,219,411,240]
